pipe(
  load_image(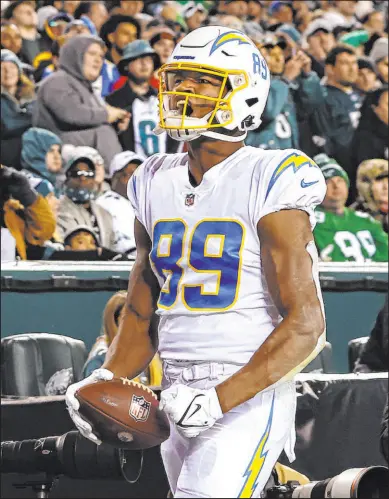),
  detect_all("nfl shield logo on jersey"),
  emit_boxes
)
[185,193,195,206]
[129,395,151,422]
